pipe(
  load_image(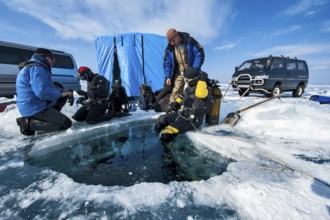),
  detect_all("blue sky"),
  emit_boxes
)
[0,0,329,85]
